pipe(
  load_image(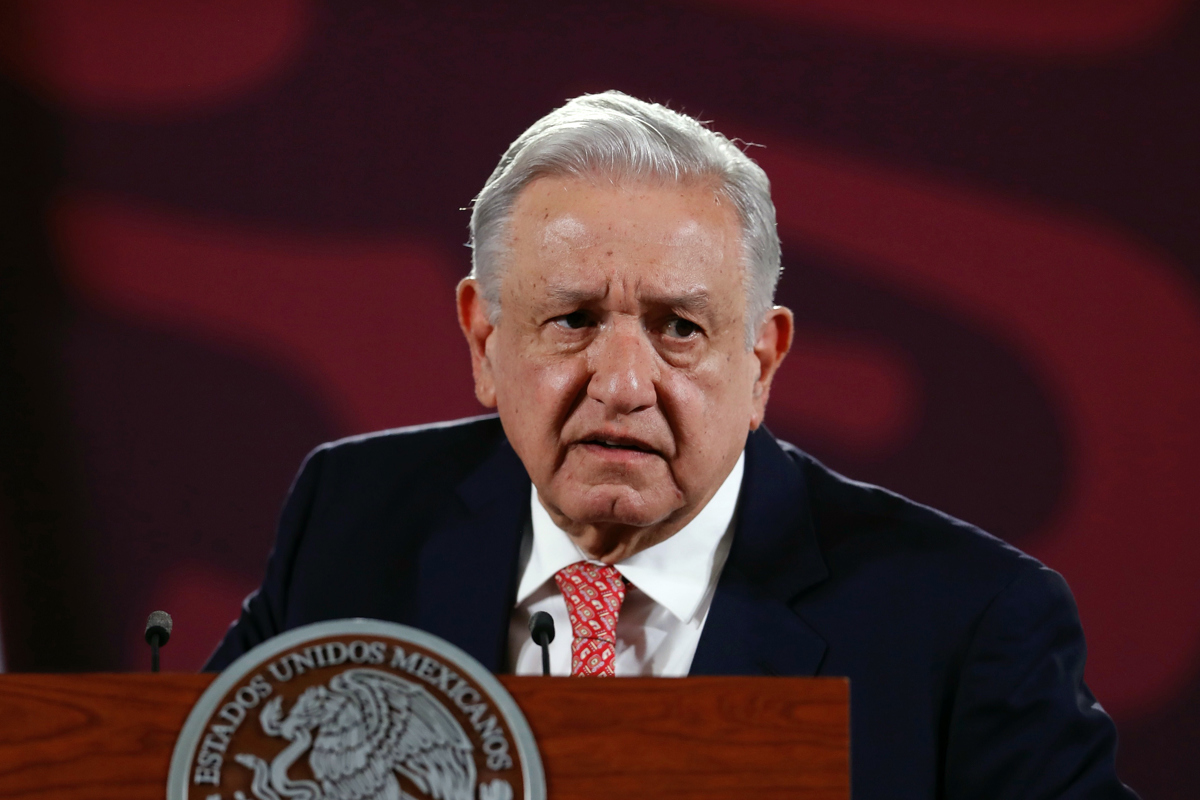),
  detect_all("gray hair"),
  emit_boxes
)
[468,91,781,346]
